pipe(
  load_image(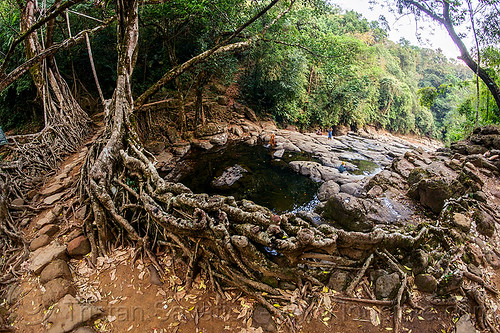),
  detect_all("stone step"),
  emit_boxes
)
[46,294,102,333]
[28,242,67,274]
